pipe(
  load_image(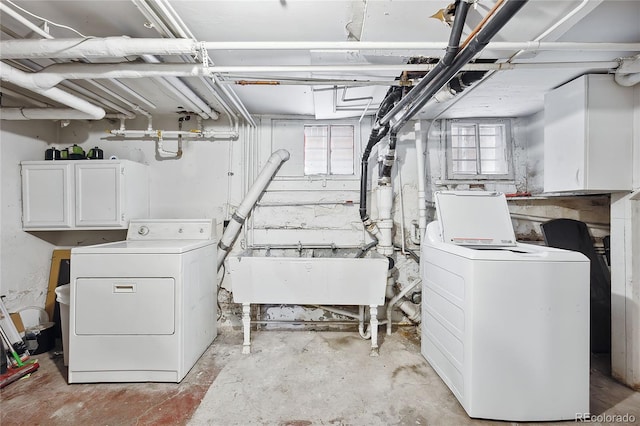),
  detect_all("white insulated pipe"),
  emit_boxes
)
[216,149,291,272]
[0,62,105,120]
[15,63,215,90]
[2,38,637,60]
[0,37,197,59]
[615,72,640,87]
